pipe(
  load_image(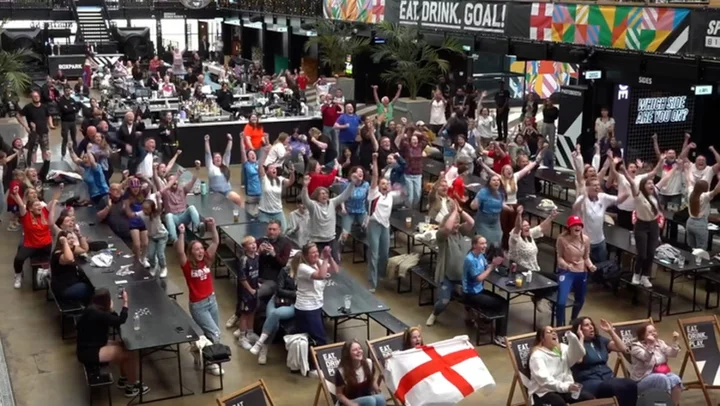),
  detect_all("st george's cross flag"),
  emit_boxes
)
[384,336,496,406]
